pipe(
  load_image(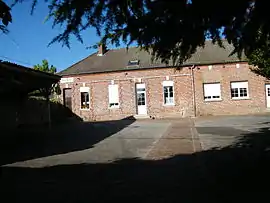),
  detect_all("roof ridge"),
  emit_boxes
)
[108,41,224,52]
[59,46,141,74]
[59,40,243,76]
[108,46,140,53]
